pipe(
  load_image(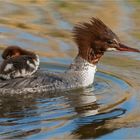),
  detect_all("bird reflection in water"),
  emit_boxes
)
[0,88,126,139]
